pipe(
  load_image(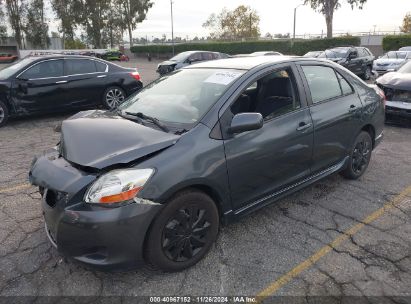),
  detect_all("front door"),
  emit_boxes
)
[12,59,66,113]
[222,65,314,211]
